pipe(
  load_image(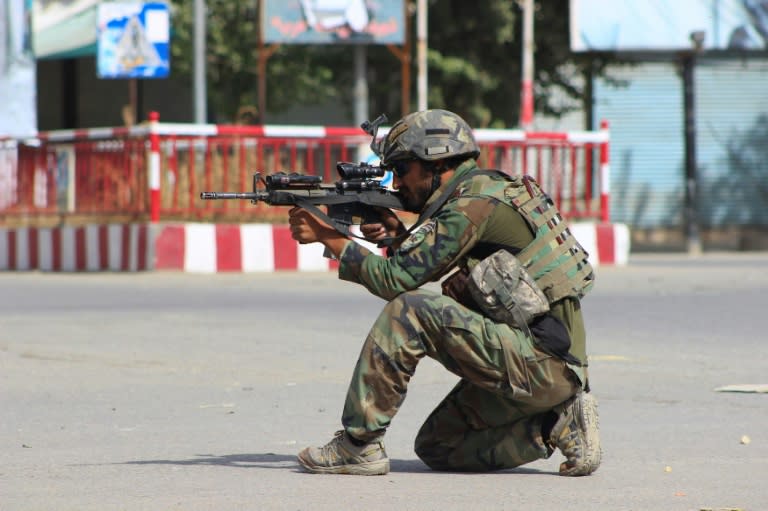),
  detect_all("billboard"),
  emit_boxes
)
[97,2,170,79]
[32,0,99,59]
[263,0,405,44]
[571,0,768,52]
[1,0,36,137]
